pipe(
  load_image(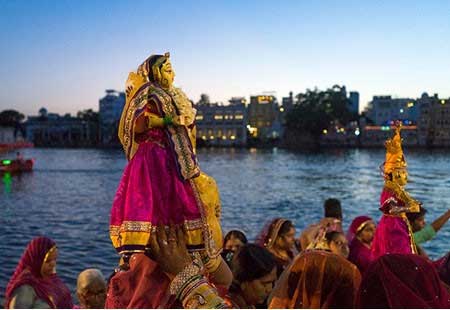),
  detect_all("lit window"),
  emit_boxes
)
[235,114,244,120]
[214,115,223,120]
[196,115,204,120]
